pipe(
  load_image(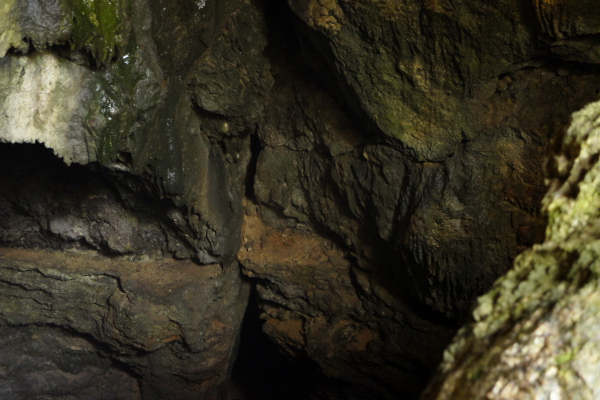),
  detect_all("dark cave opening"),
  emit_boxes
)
[231,284,382,400]
[231,285,321,400]
[0,142,199,259]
